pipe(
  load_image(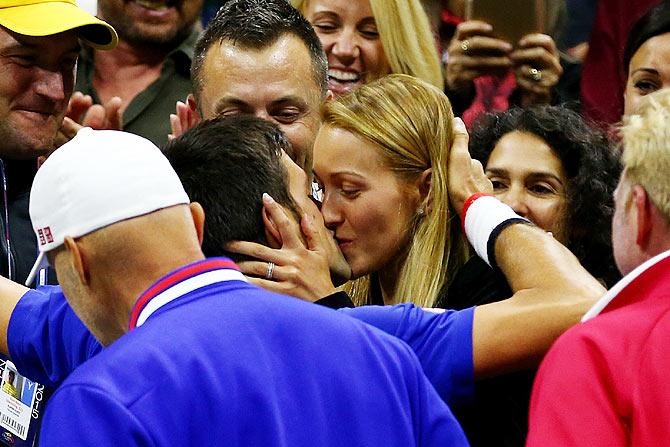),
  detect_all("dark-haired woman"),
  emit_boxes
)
[443,105,621,447]
[624,0,670,115]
